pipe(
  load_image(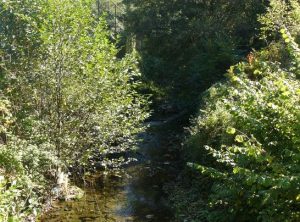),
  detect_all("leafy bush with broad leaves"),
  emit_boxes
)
[0,98,59,221]
[0,140,59,221]
[186,27,300,221]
